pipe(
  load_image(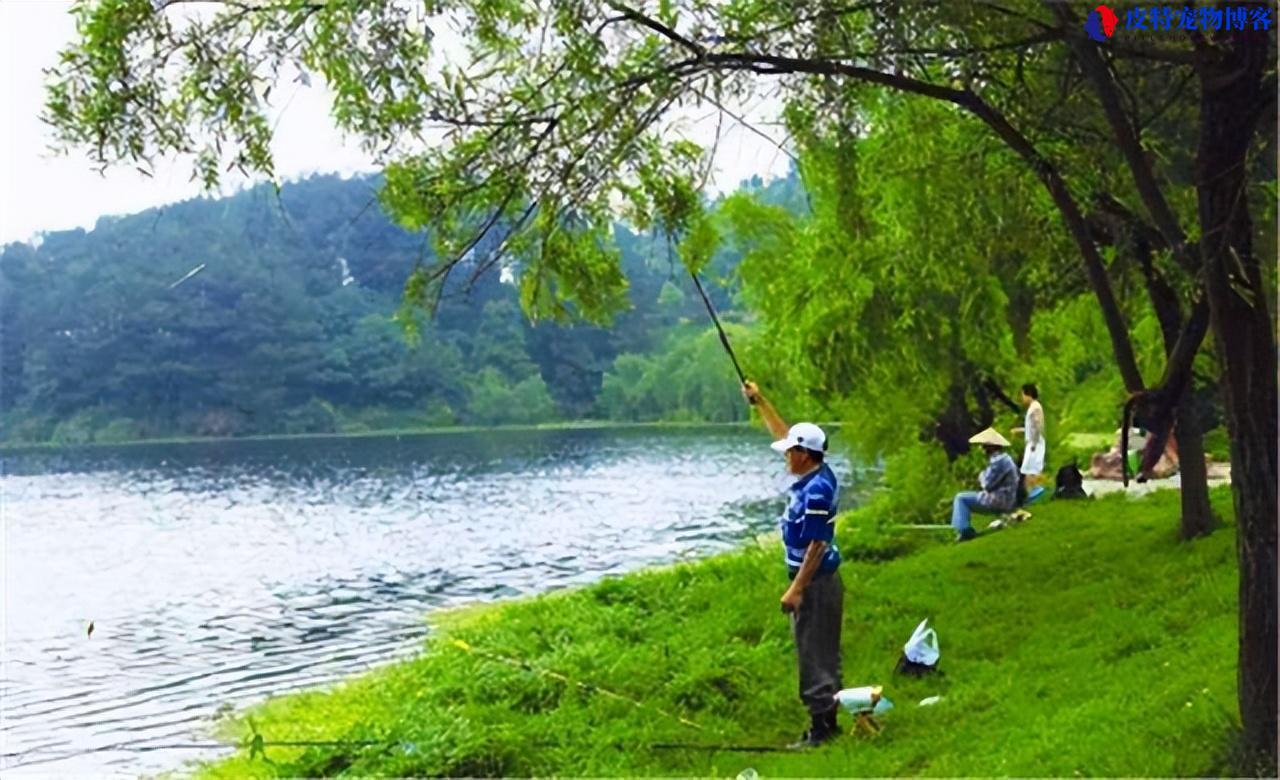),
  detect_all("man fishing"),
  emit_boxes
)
[741,380,844,749]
